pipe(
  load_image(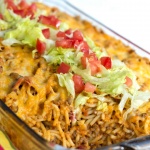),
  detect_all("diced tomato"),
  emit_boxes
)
[13,9,25,17]
[125,76,132,87]
[55,39,74,48]
[28,3,37,13]
[0,14,3,20]
[0,145,4,150]
[100,56,112,69]
[88,53,98,62]
[74,40,89,55]
[81,53,100,75]
[24,3,36,19]
[5,0,18,10]
[42,28,50,39]
[80,41,90,56]
[81,56,87,69]
[56,31,66,39]
[65,29,72,35]
[84,82,96,93]
[90,63,99,75]
[56,29,73,39]
[73,74,84,93]
[39,15,60,28]
[73,30,83,41]
[18,0,29,9]
[36,39,46,55]
[57,62,70,74]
